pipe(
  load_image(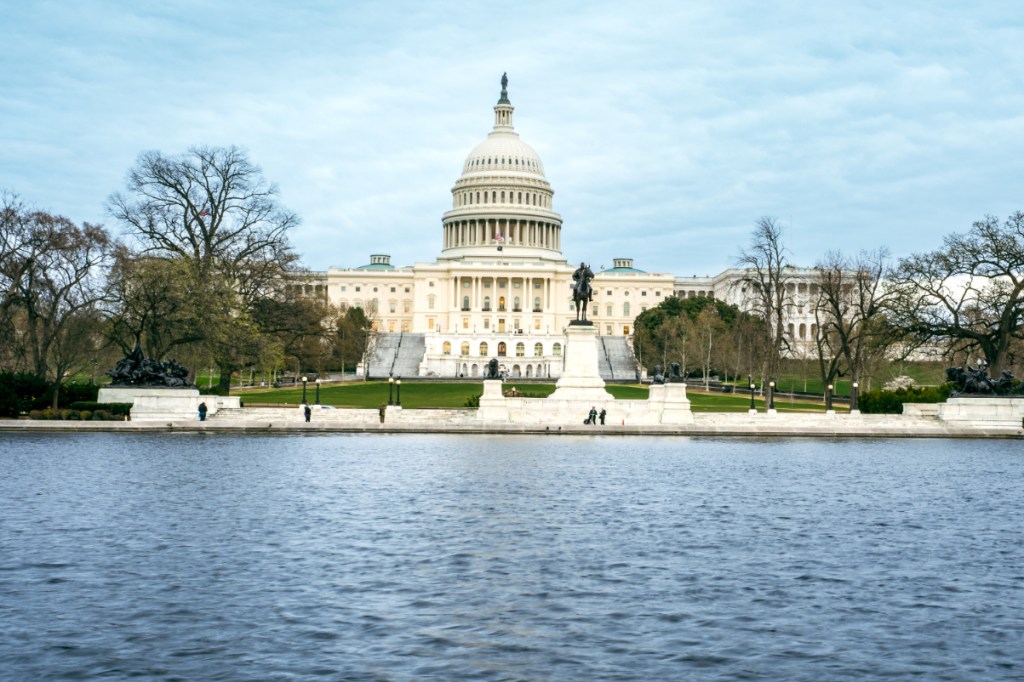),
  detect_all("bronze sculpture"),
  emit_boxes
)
[571,262,594,323]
